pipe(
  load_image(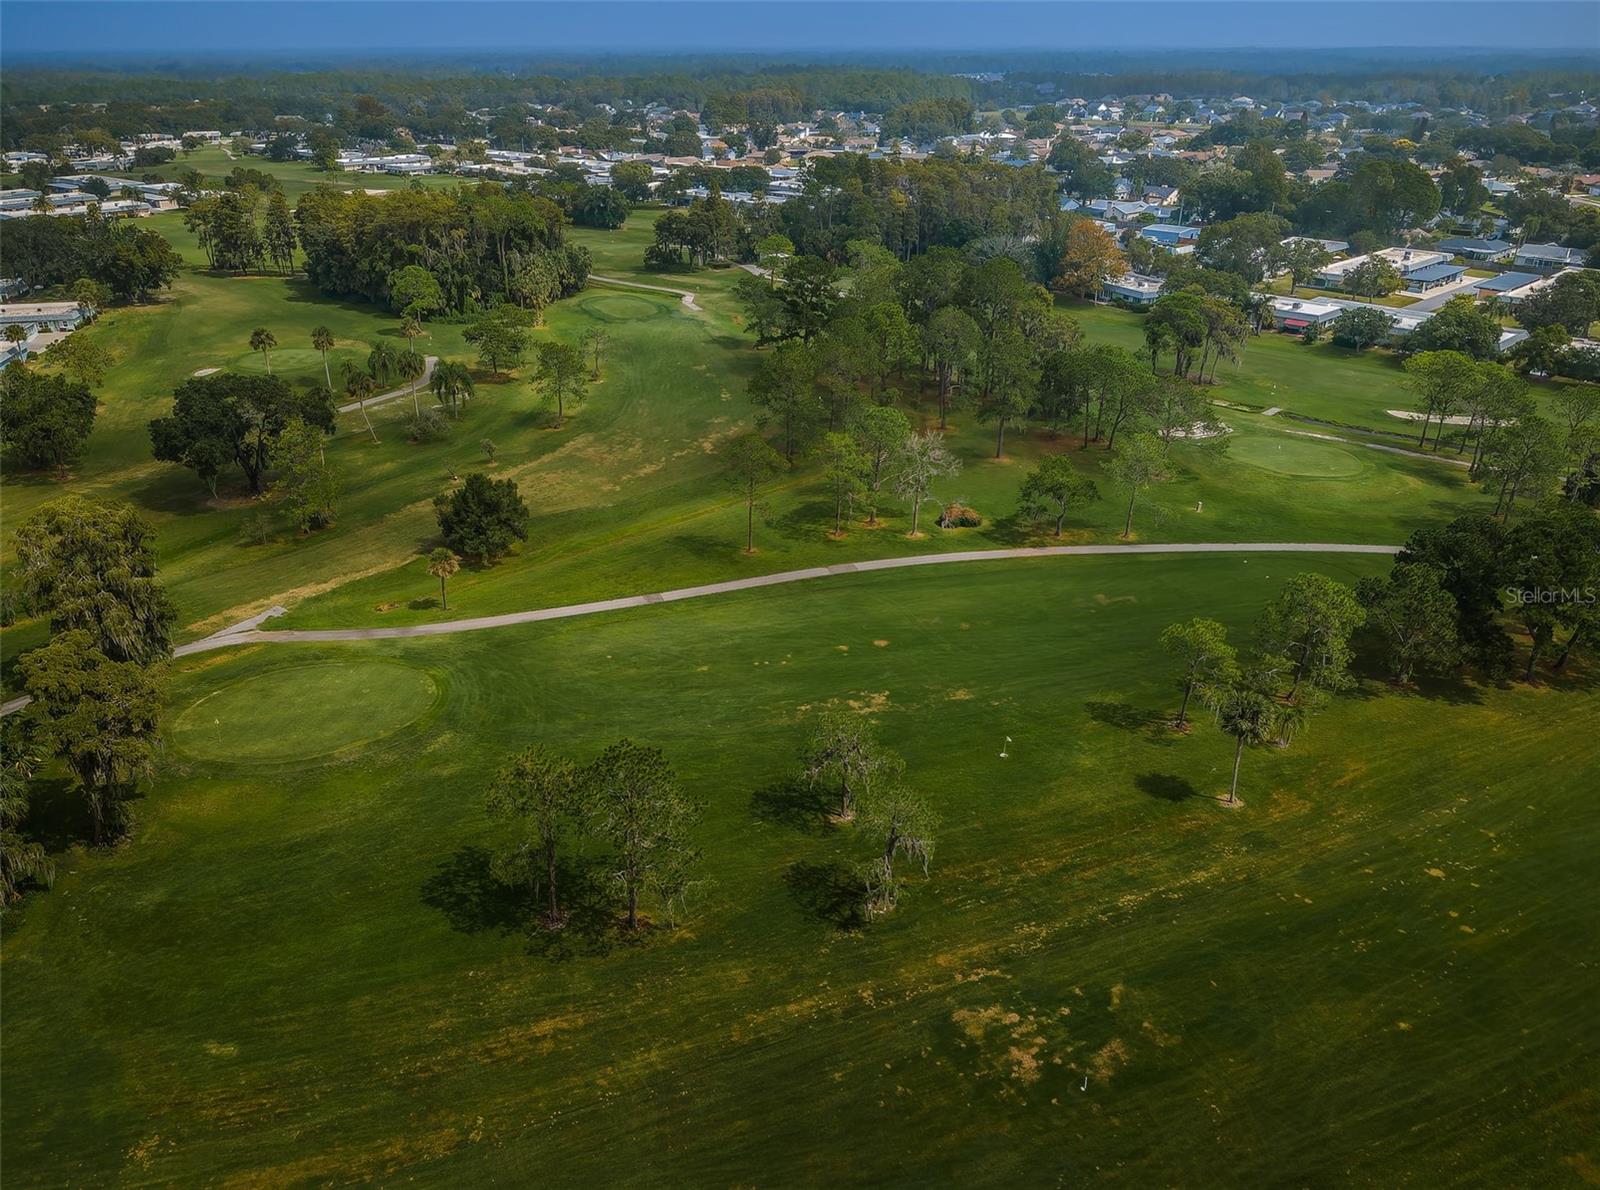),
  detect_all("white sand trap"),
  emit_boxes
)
[193,367,220,376]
